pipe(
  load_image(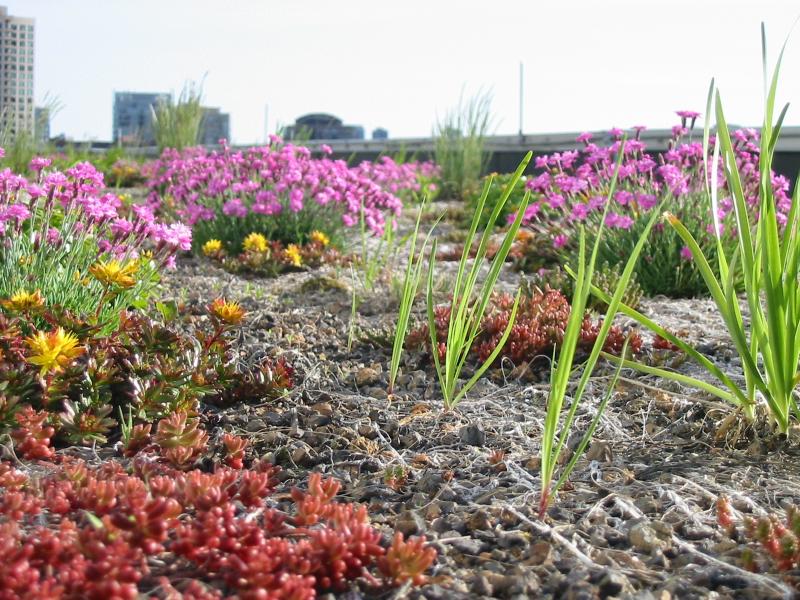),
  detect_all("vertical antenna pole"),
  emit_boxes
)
[518,61,524,137]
